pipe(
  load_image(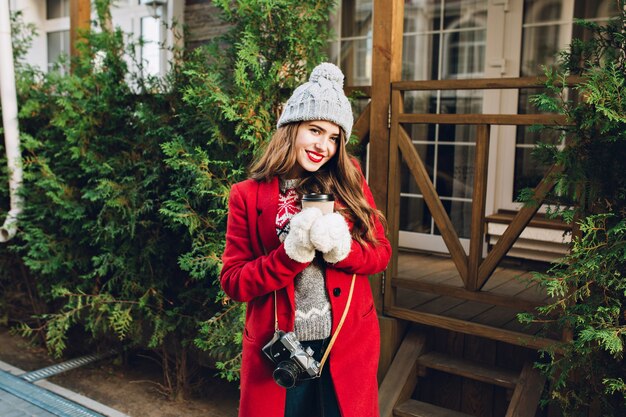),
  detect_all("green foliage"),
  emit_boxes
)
[162,0,336,381]
[0,0,336,389]
[519,215,626,414]
[1,0,205,396]
[520,3,626,414]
